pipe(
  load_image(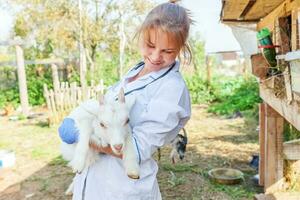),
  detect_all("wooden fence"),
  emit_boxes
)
[43,80,105,124]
